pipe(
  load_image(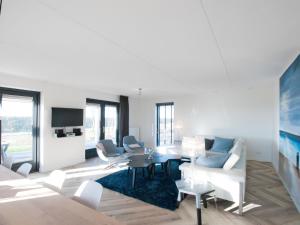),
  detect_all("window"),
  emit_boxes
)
[156,102,174,146]
[0,88,40,172]
[104,105,118,144]
[85,103,101,149]
[84,99,119,149]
